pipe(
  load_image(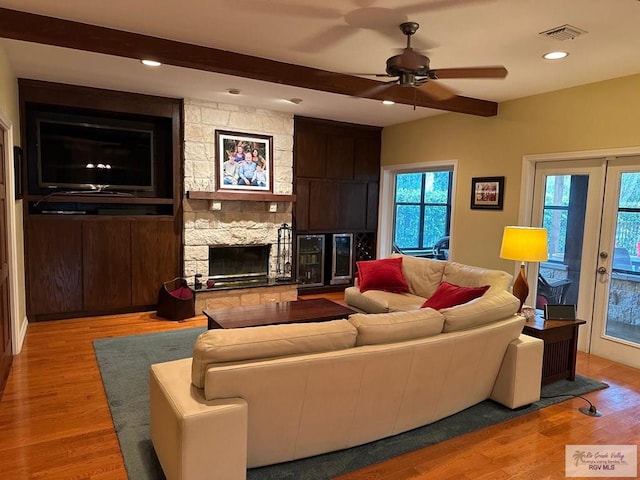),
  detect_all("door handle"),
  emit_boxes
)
[597,266,608,274]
